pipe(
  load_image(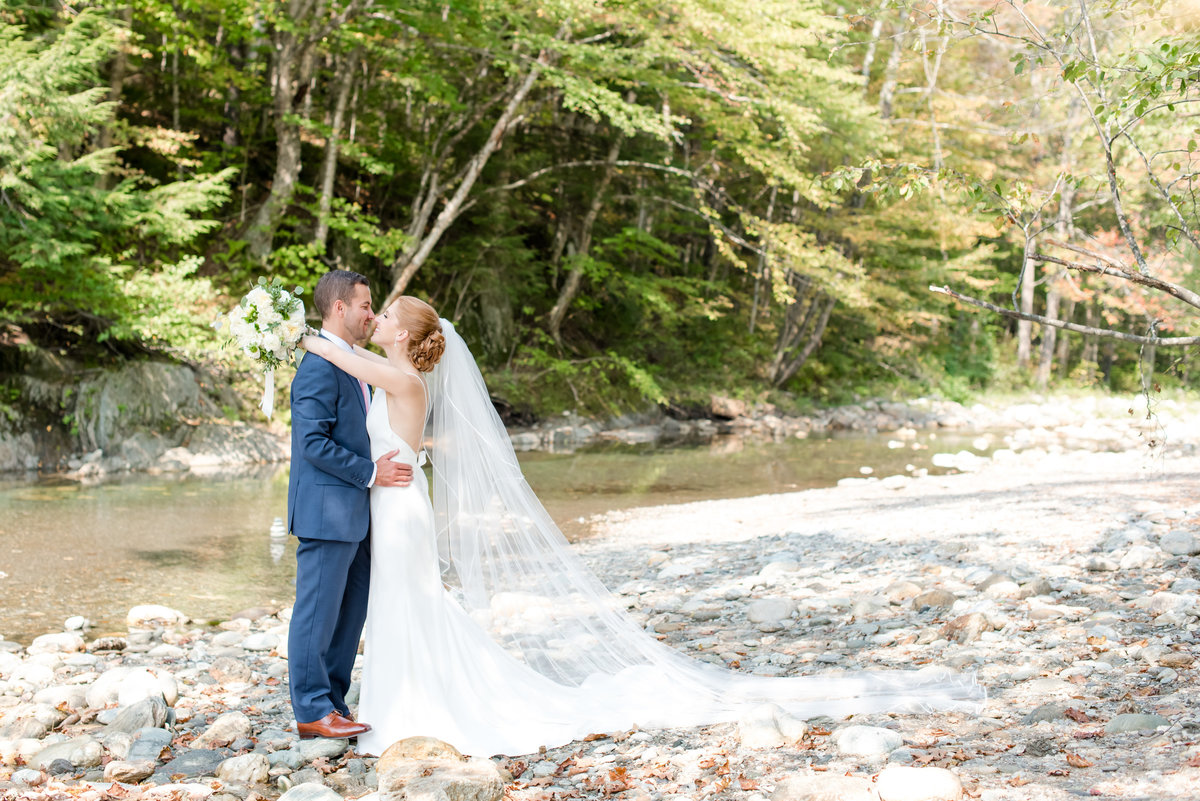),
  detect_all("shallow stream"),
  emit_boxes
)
[0,429,997,642]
